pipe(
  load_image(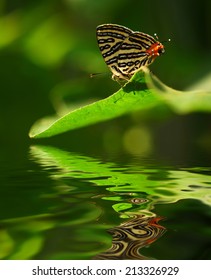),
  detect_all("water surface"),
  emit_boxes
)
[0,145,211,259]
